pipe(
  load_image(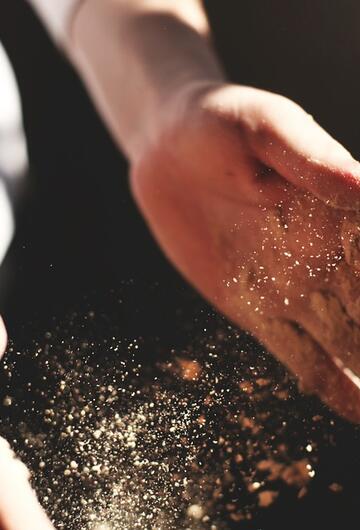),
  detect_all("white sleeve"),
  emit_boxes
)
[26,0,82,45]
[0,43,26,267]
